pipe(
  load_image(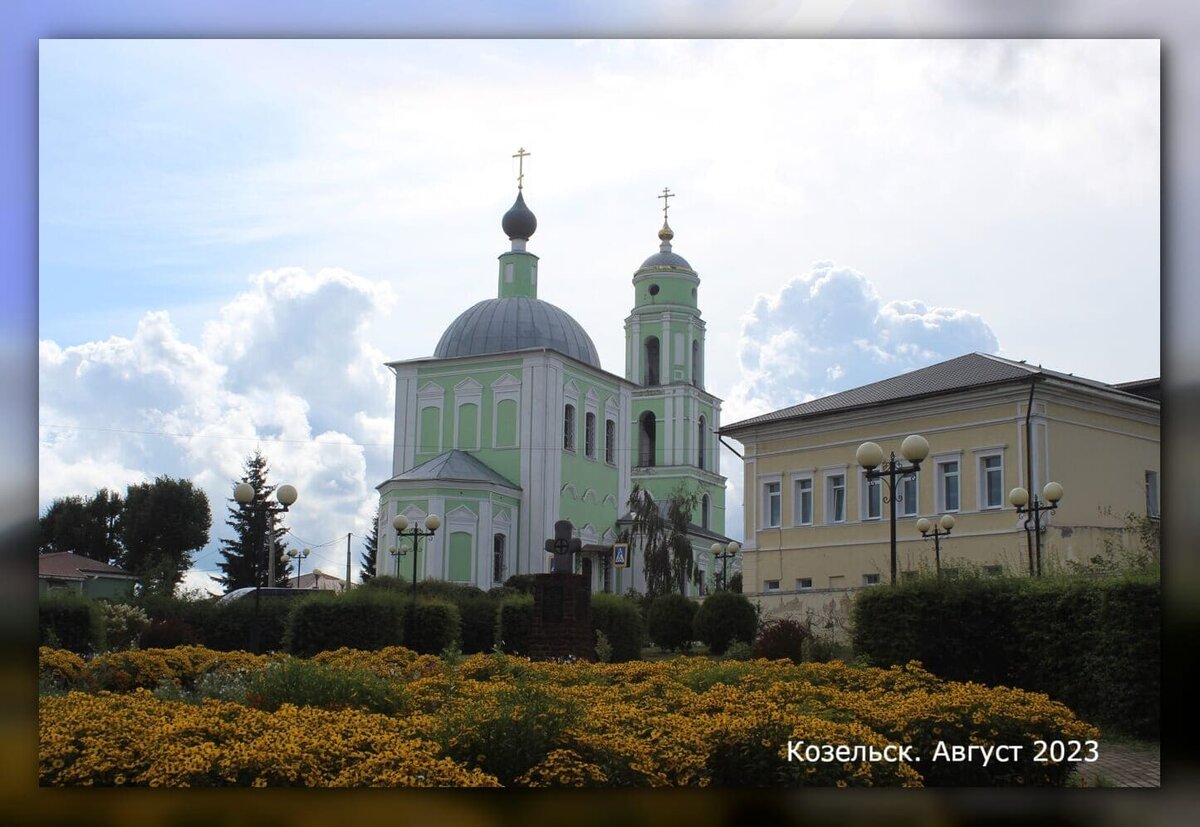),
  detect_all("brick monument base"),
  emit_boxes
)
[527,572,594,661]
